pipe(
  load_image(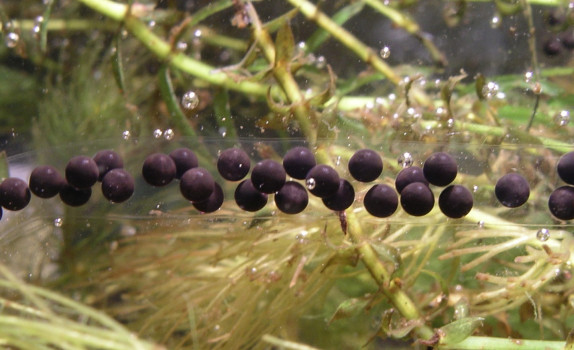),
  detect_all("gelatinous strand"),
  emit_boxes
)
[0,178,31,211]
[251,159,286,194]
[400,182,434,216]
[217,148,250,181]
[101,169,135,203]
[395,166,428,194]
[282,146,316,179]
[169,147,199,179]
[180,167,215,202]
[305,164,340,198]
[65,155,99,189]
[29,165,66,198]
[93,150,124,181]
[364,184,398,218]
[193,182,224,213]
[142,153,177,186]
[275,181,308,214]
[438,185,473,219]
[234,179,268,212]
[322,179,355,211]
[495,173,530,208]
[348,149,382,182]
[59,184,92,207]
[423,152,457,187]
[548,186,574,220]
[557,151,574,185]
